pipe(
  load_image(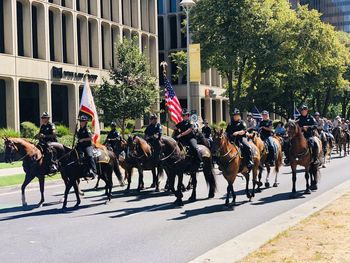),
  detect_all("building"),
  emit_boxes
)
[158,0,230,125]
[298,0,350,33]
[0,0,158,131]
